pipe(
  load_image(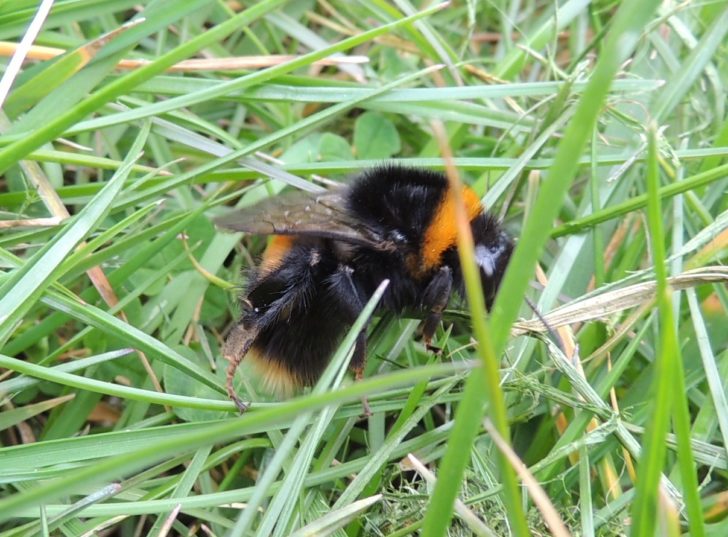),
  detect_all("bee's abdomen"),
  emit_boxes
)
[251,303,351,389]
[242,241,358,391]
